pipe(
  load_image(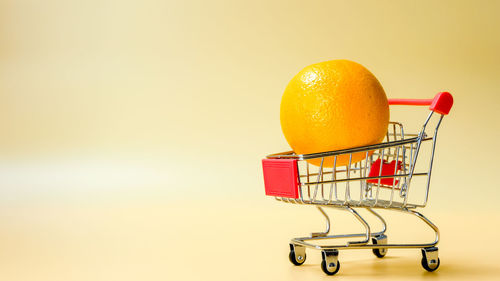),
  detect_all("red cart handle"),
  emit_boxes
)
[388,92,453,115]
